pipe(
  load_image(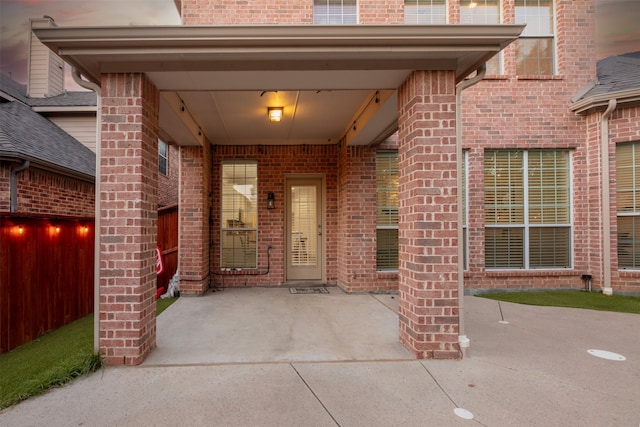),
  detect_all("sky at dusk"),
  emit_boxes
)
[0,0,639,91]
[0,0,181,89]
